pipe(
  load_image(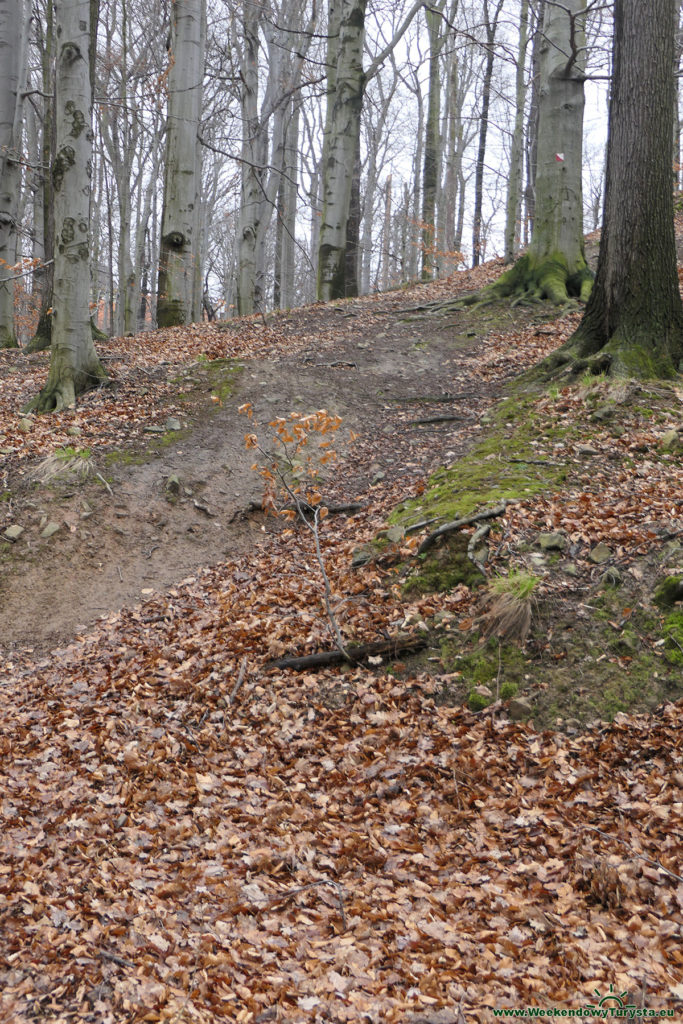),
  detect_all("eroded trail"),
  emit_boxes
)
[0,286,544,656]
